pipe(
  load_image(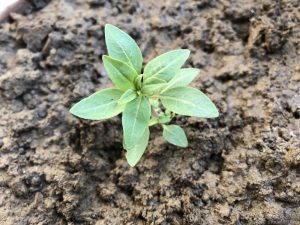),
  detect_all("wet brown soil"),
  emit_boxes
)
[0,0,299,224]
